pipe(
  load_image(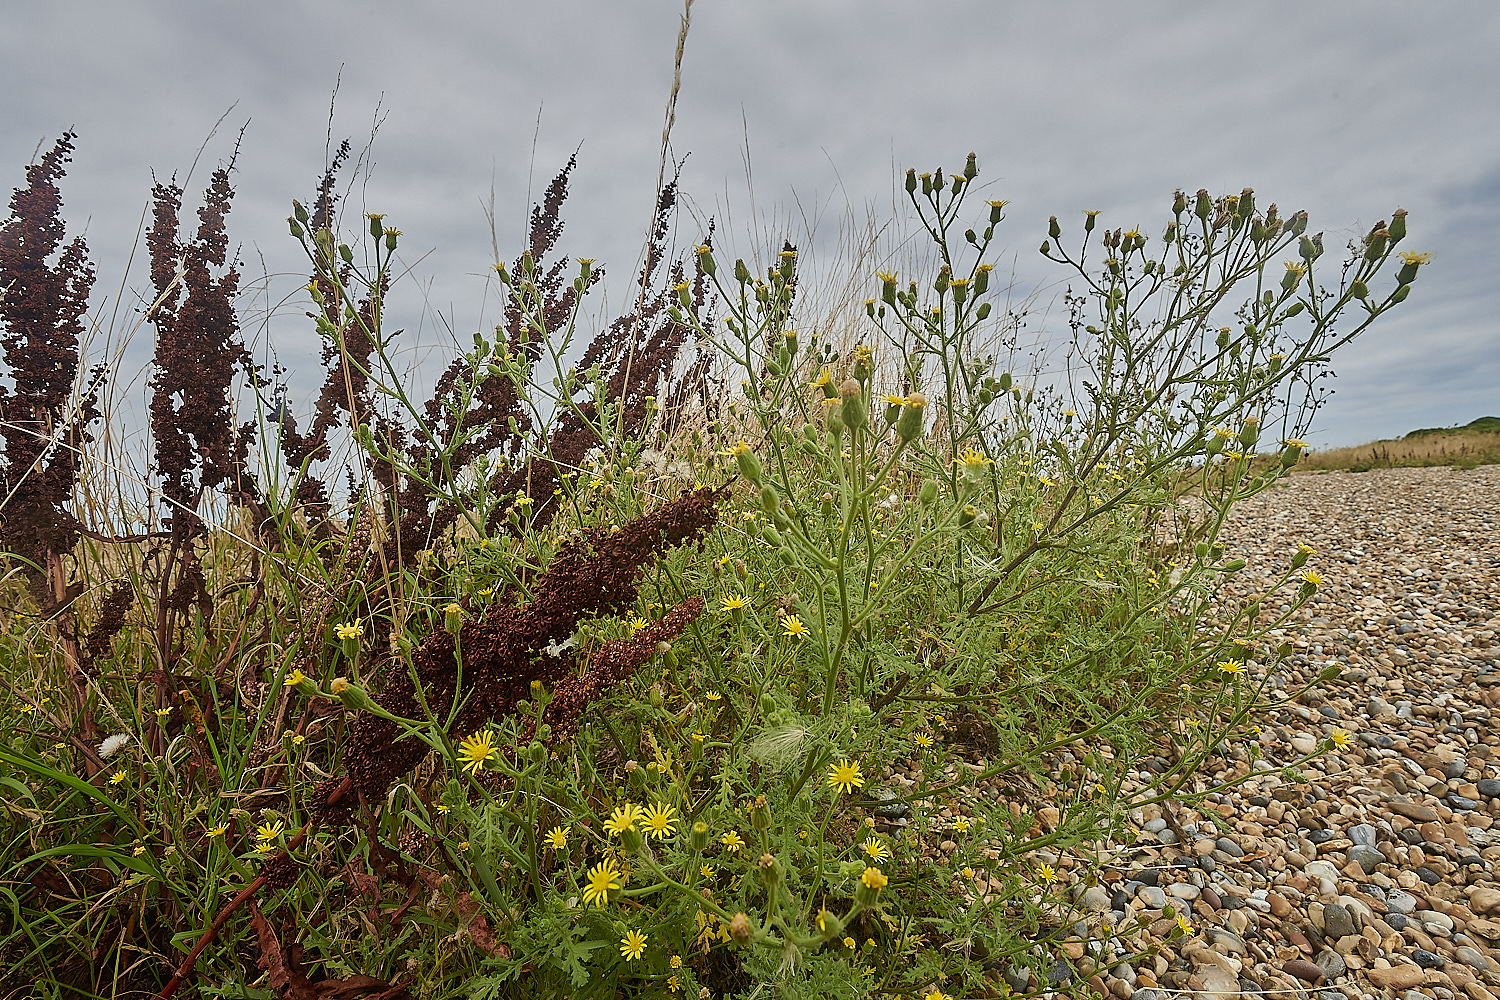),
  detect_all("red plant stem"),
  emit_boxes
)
[154,777,347,1000]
